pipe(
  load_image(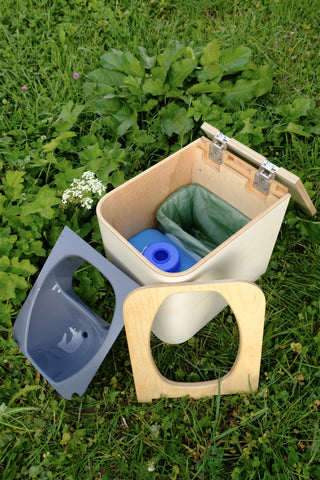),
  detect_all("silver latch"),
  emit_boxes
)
[254,160,279,195]
[209,132,230,165]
